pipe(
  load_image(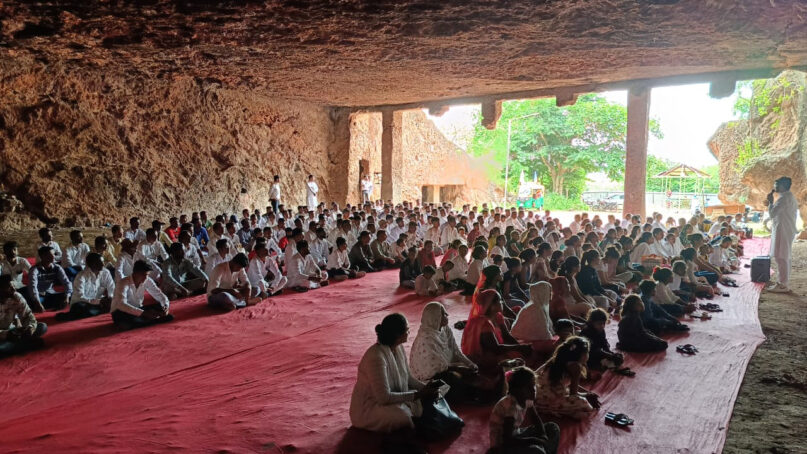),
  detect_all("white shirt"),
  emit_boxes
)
[183,243,202,268]
[115,252,135,282]
[439,226,459,247]
[414,275,438,296]
[327,248,350,270]
[0,257,31,289]
[309,238,330,266]
[71,268,115,305]
[466,258,488,285]
[135,241,168,263]
[62,243,91,268]
[124,228,147,243]
[447,255,469,281]
[207,262,249,296]
[306,181,319,208]
[111,276,169,316]
[205,250,234,277]
[769,190,799,259]
[269,183,281,200]
[287,252,324,288]
[247,256,283,293]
